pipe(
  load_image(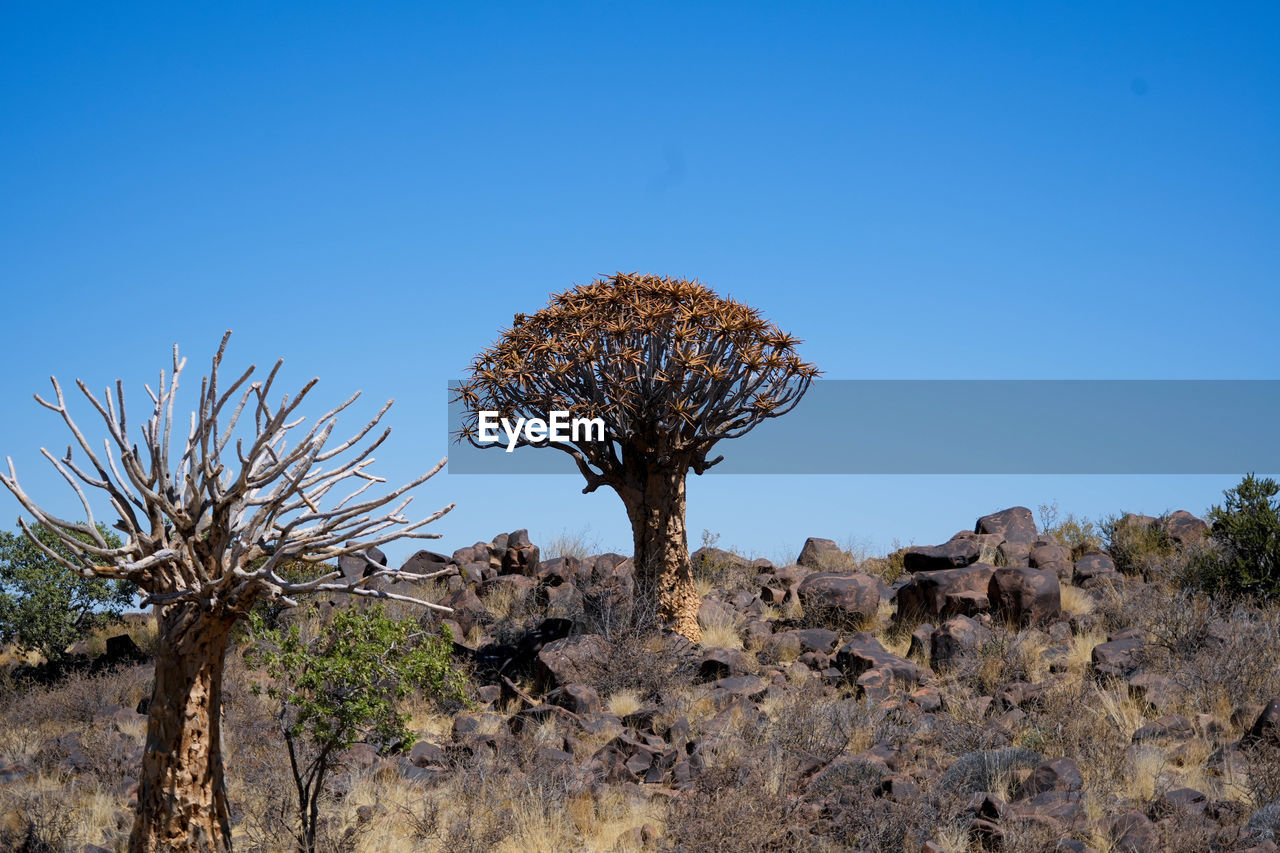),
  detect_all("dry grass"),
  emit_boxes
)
[1060,583,1095,616]
[482,582,531,621]
[541,527,600,562]
[4,530,1280,851]
[1066,629,1107,675]
[697,608,743,651]
[779,594,804,622]
[605,690,643,718]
